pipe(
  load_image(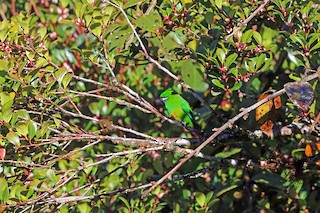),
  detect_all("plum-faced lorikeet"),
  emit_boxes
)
[160,88,197,128]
